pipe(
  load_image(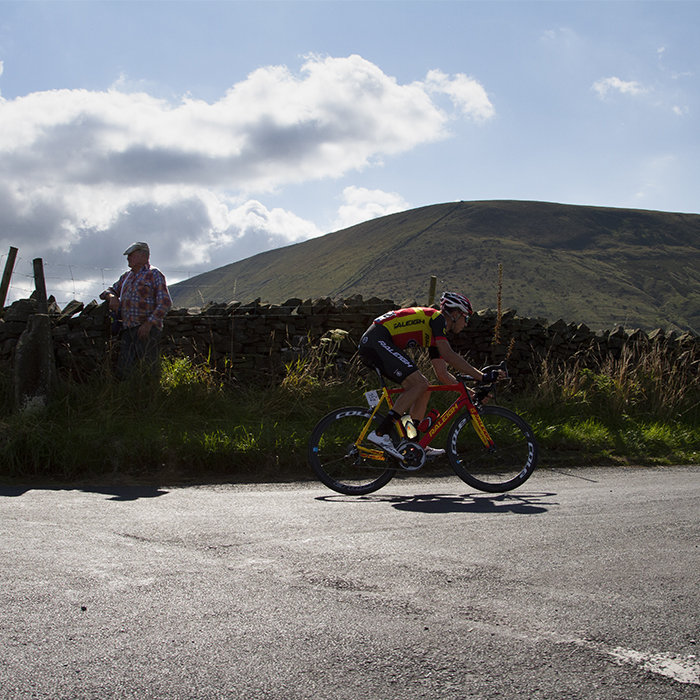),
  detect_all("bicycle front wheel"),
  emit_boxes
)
[447,405,538,493]
[308,407,397,495]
